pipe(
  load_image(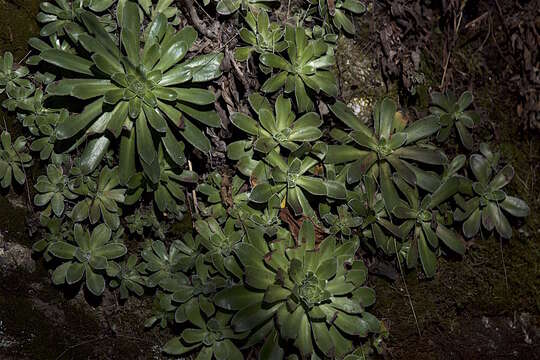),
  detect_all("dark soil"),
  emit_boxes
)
[0,0,538,359]
[363,1,540,359]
